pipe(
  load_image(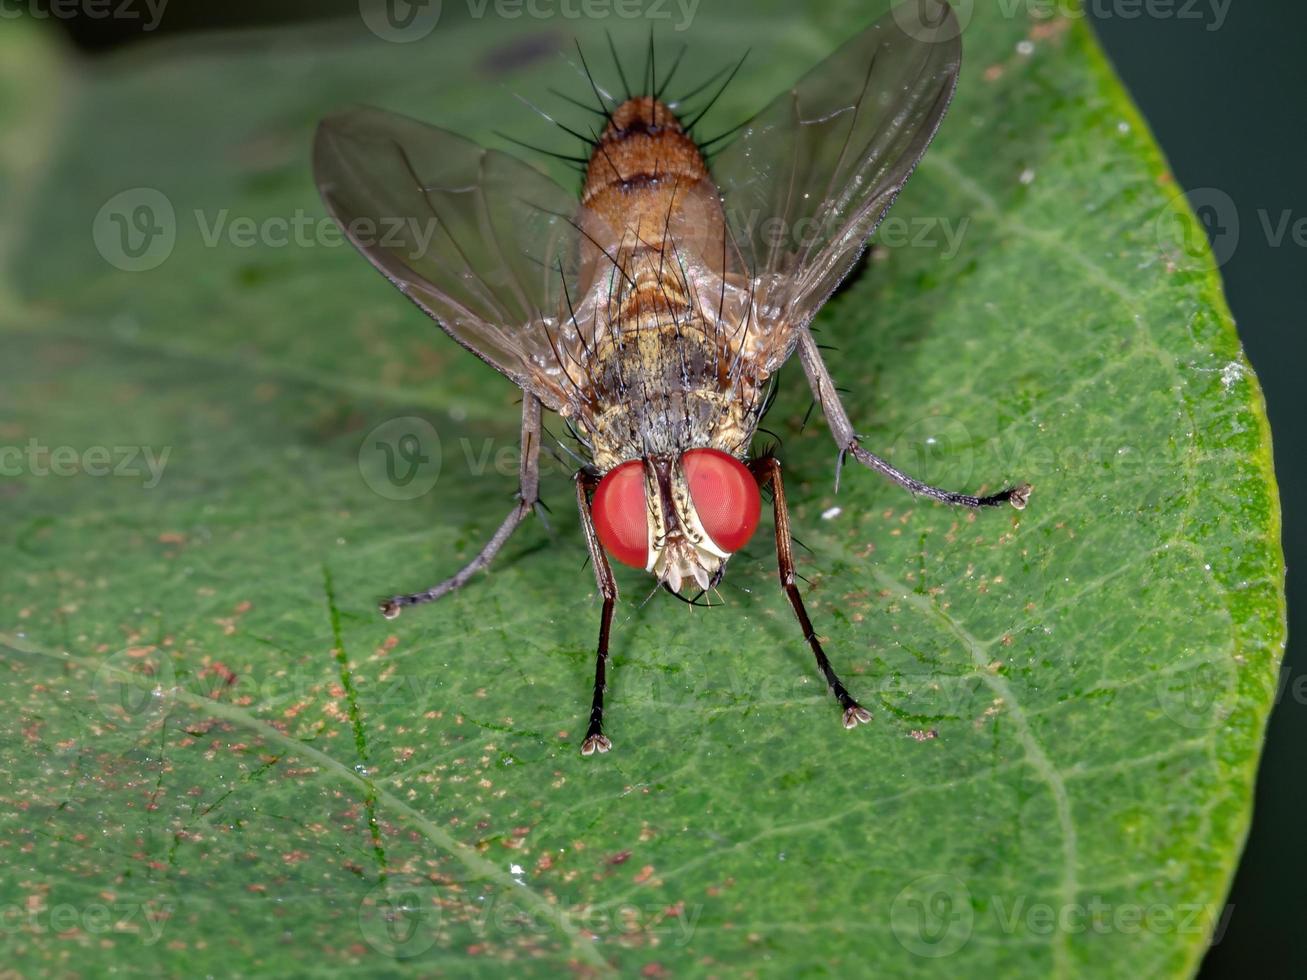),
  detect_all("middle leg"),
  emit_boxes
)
[796,327,1031,508]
